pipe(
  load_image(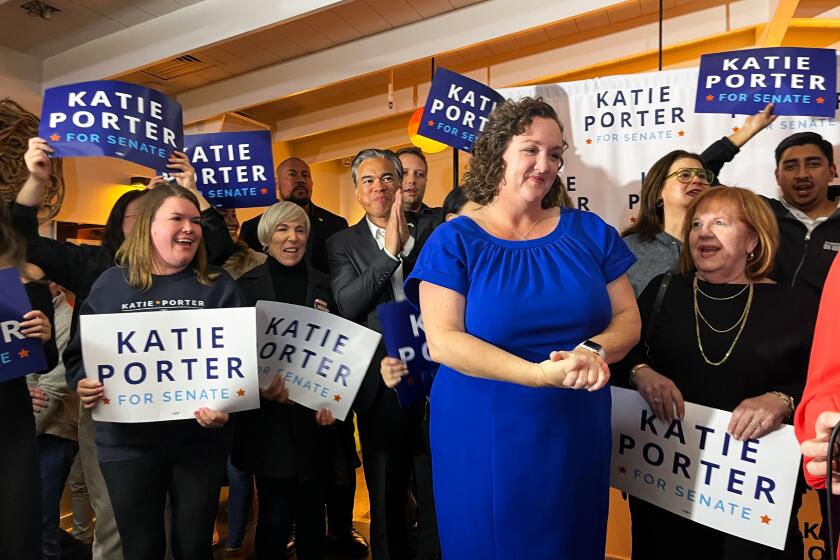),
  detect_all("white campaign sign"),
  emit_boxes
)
[500,57,839,231]
[255,301,381,420]
[81,308,259,422]
[610,387,802,550]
